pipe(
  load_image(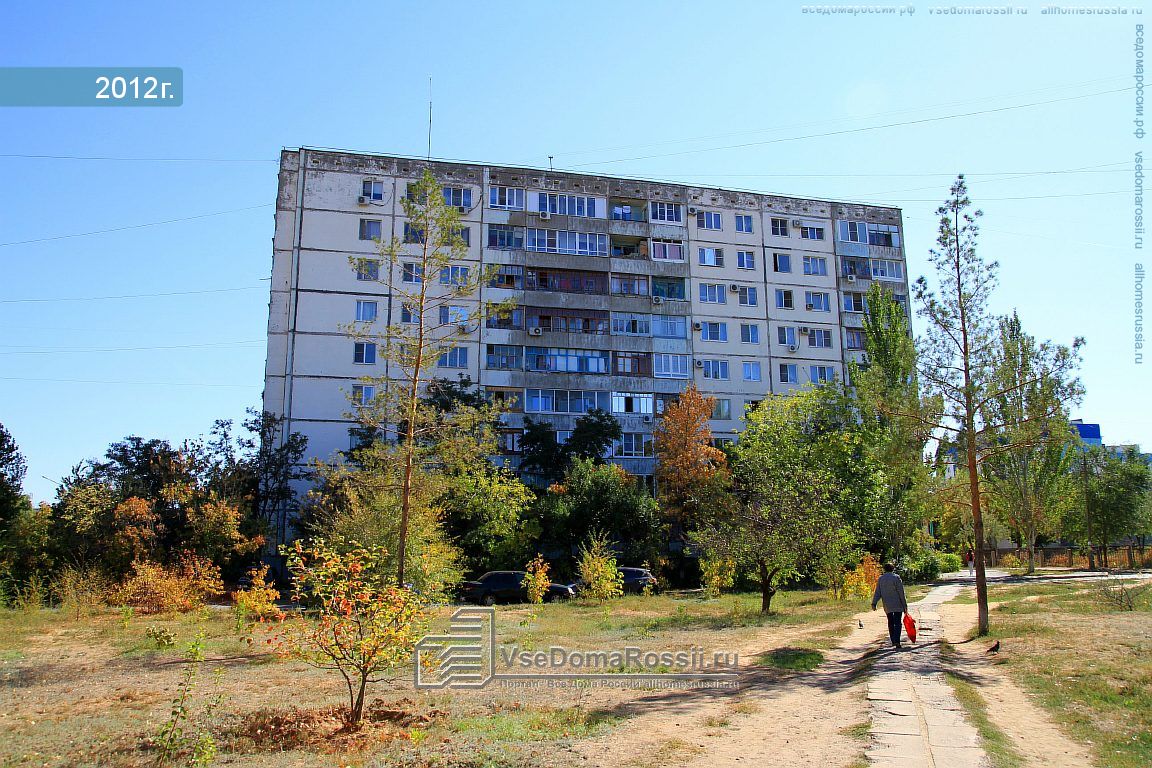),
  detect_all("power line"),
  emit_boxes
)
[0,153,276,163]
[0,340,265,355]
[0,375,254,388]
[0,286,264,304]
[0,204,272,248]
